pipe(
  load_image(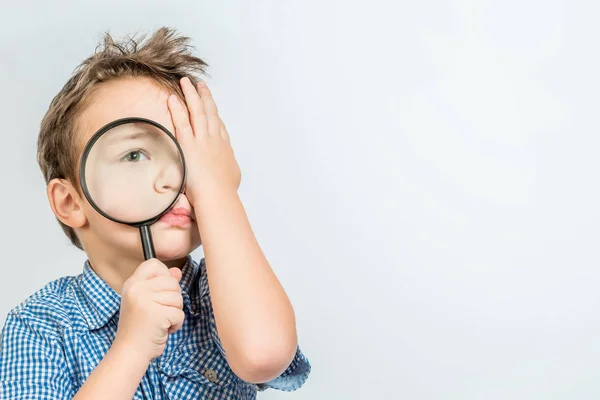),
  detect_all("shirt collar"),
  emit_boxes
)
[76,261,121,330]
[76,256,208,331]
